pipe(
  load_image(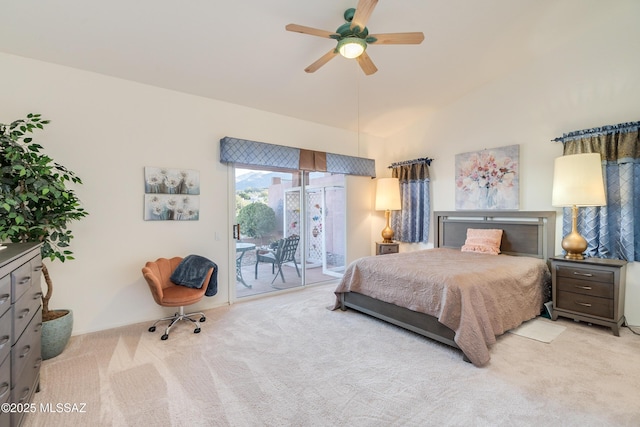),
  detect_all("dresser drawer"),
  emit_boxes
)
[11,331,41,427]
[556,276,613,299]
[0,352,10,403]
[11,331,41,403]
[0,353,9,427]
[11,310,41,389]
[10,261,33,304]
[12,282,42,345]
[0,309,11,367]
[556,265,613,284]
[0,275,10,318]
[556,290,613,319]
